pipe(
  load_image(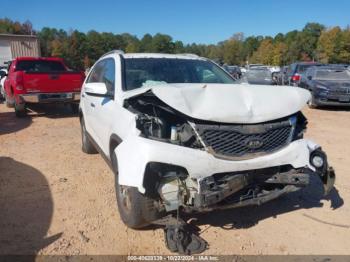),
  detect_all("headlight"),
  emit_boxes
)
[315,84,328,91]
